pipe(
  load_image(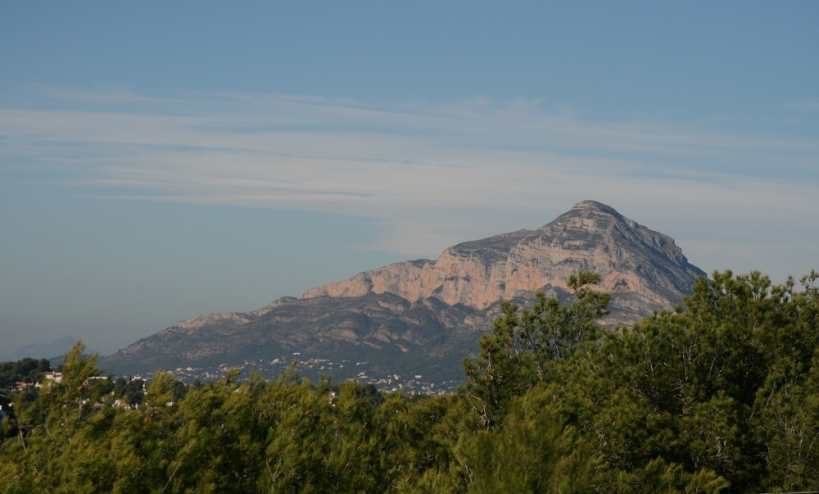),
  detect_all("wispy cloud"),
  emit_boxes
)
[1,88,817,278]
